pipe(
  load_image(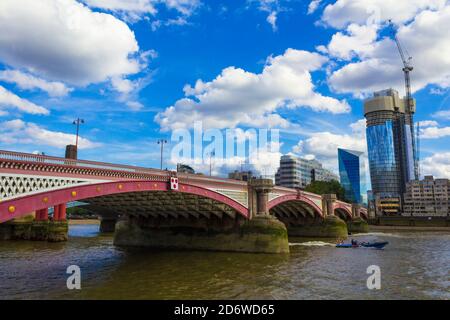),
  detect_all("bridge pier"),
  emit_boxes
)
[347,204,369,234]
[114,214,288,254]
[114,178,289,254]
[99,217,118,233]
[281,194,348,238]
[0,205,68,242]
